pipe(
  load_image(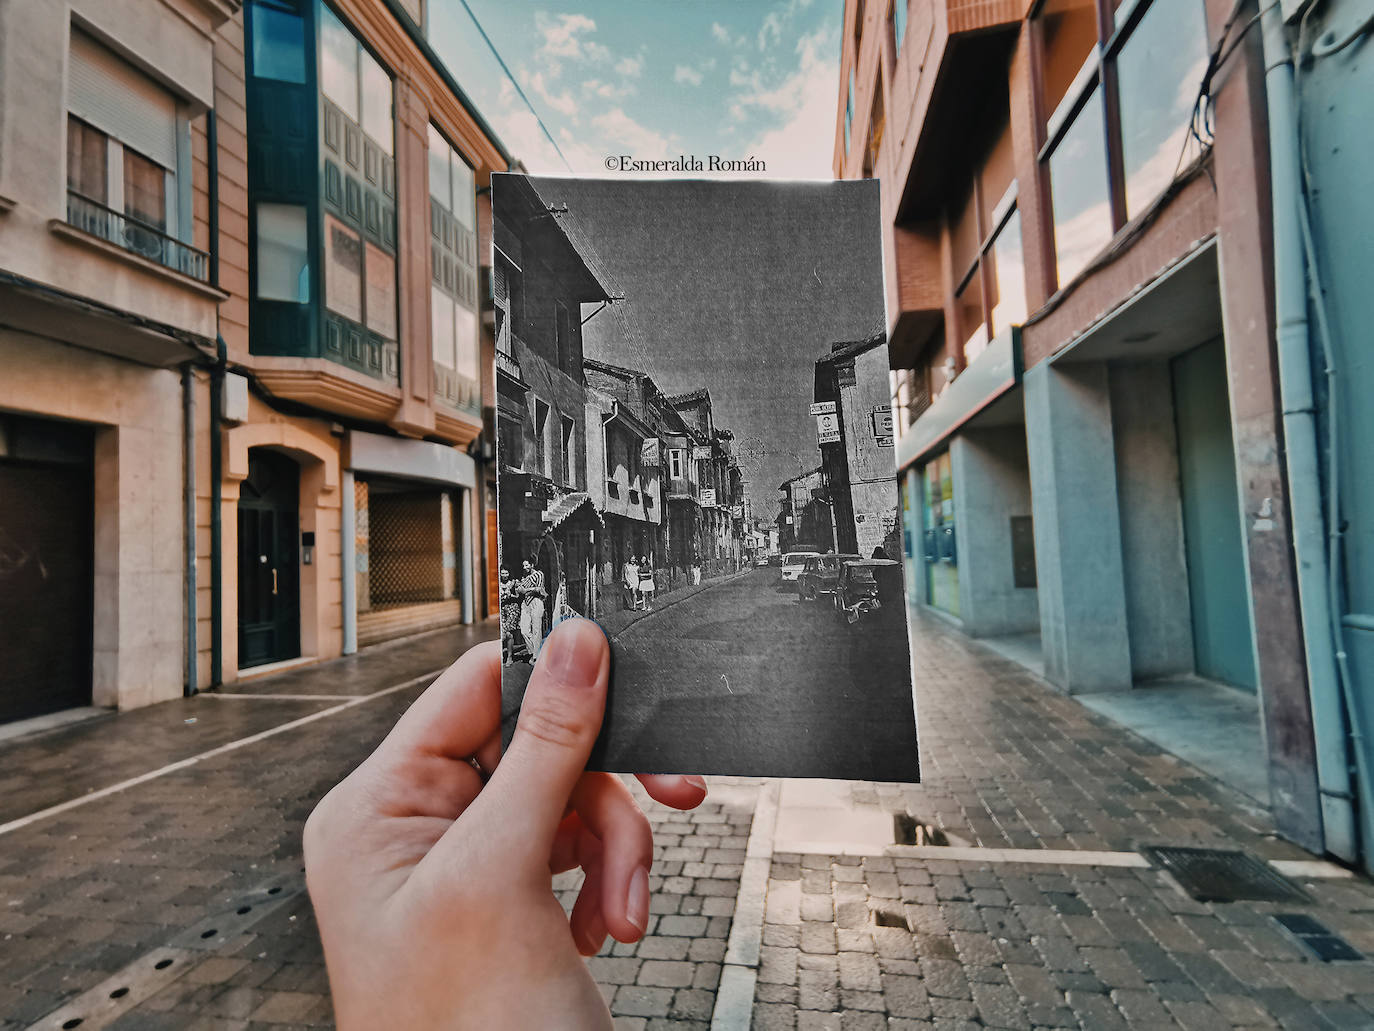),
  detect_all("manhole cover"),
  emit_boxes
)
[1274,913,1365,962]
[1140,846,1310,903]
